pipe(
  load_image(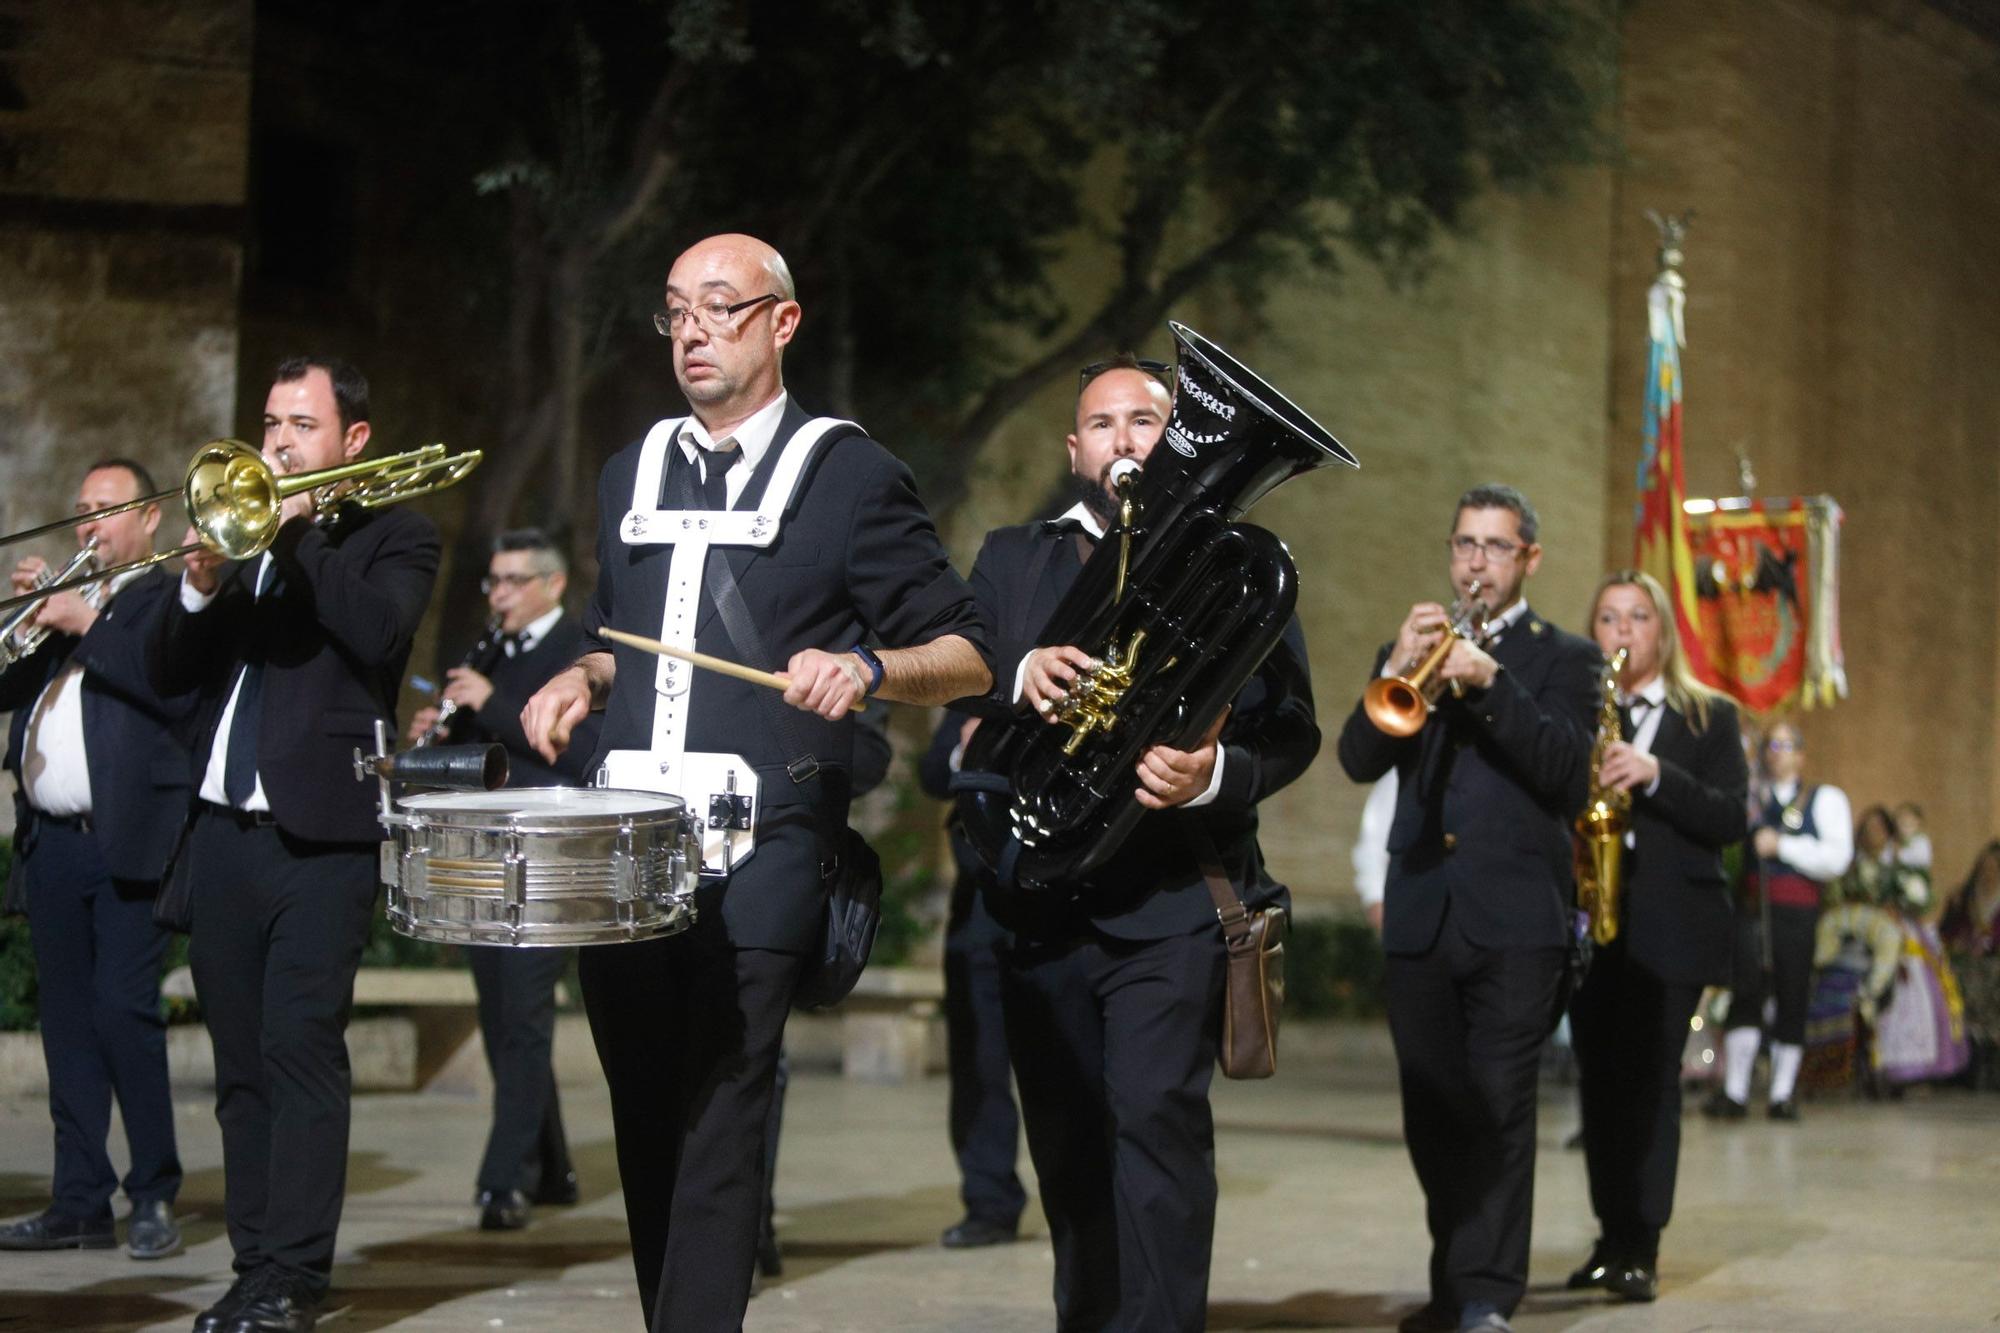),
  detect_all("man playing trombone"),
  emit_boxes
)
[149,356,441,1333]
[1336,484,1598,1333]
[0,460,194,1261]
